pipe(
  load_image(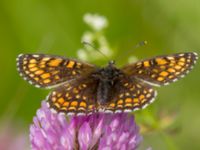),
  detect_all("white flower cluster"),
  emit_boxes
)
[77,13,113,61]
